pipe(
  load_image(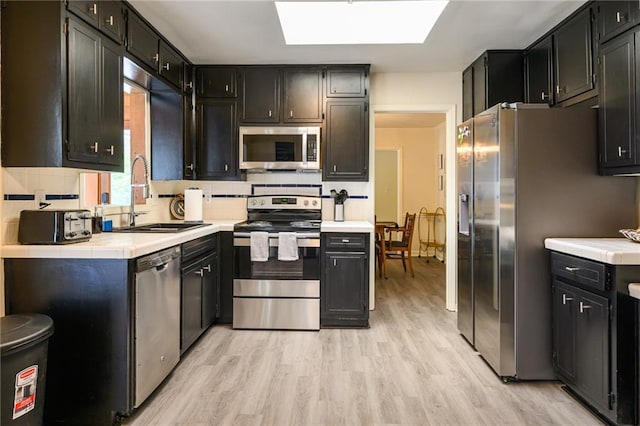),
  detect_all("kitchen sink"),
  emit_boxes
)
[113,223,210,233]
